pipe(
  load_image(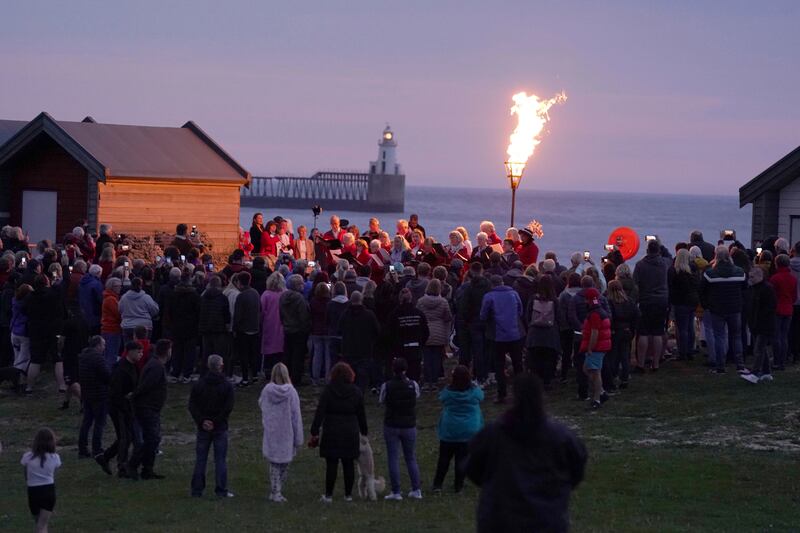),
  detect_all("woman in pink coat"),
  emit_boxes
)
[260,272,286,375]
